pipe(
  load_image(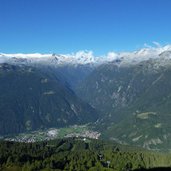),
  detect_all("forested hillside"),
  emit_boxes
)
[0,138,171,171]
[0,63,97,135]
